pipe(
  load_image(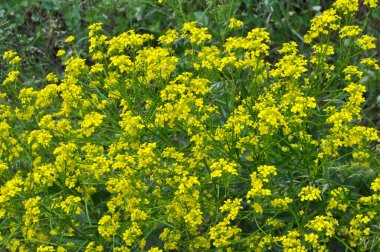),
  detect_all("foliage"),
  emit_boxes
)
[1,0,379,126]
[1,0,380,251]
